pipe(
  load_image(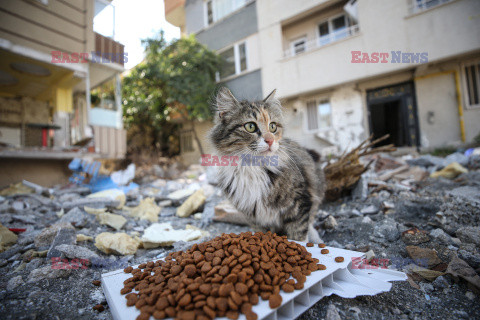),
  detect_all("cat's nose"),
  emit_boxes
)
[265,137,274,147]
